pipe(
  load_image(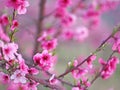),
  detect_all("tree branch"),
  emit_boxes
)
[90,51,116,85]
[58,25,120,78]
[26,74,63,90]
[33,0,46,56]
